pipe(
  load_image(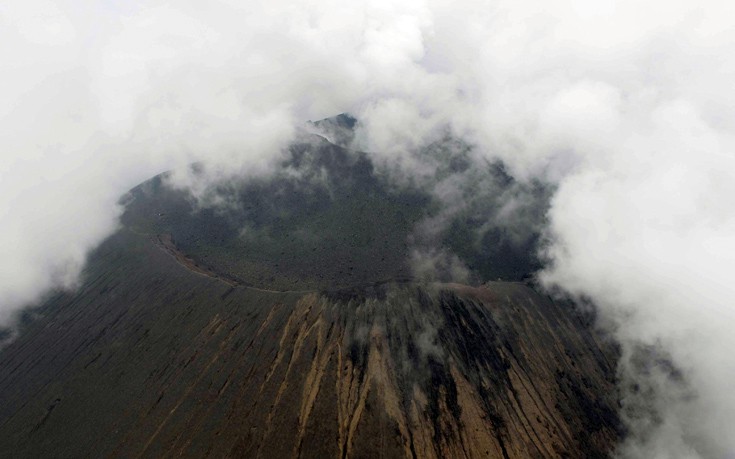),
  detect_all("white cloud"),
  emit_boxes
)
[1,0,735,456]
